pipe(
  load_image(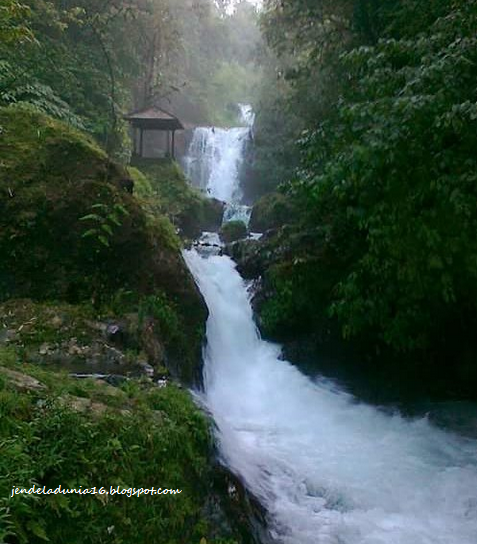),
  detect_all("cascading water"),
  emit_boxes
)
[184,106,253,224]
[182,104,477,543]
[185,251,477,544]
